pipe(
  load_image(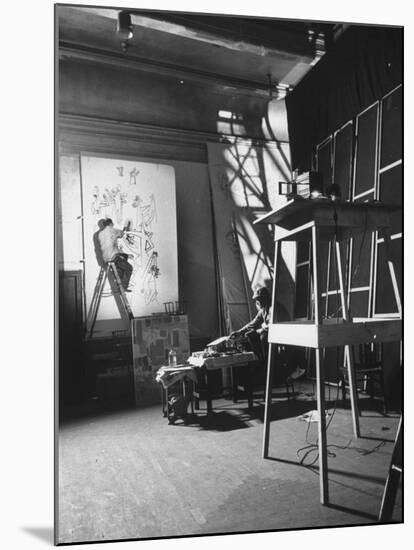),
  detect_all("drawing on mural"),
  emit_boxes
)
[90,184,129,225]
[129,167,140,185]
[142,251,160,305]
[81,155,178,323]
[89,168,162,302]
